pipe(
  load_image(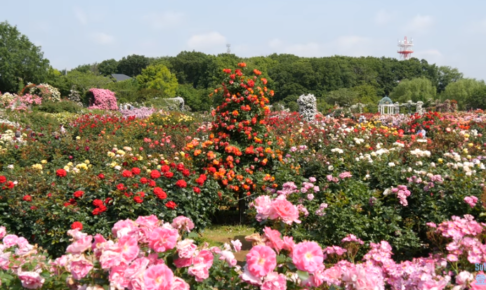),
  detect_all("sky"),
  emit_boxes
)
[1,0,486,80]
